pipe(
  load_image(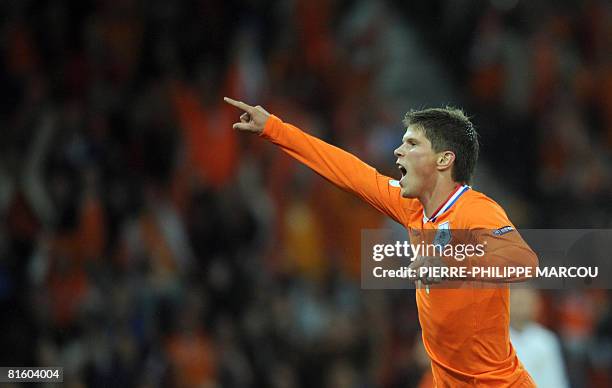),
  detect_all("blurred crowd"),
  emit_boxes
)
[0,0,611,387]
